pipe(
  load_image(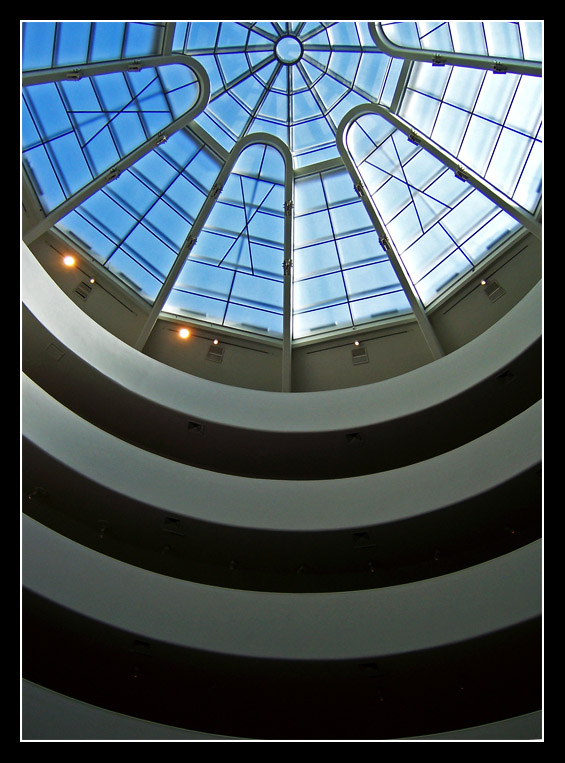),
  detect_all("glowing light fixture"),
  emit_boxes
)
[21,21,542,344]
[63,255,75,267]
[179,327,190,339]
